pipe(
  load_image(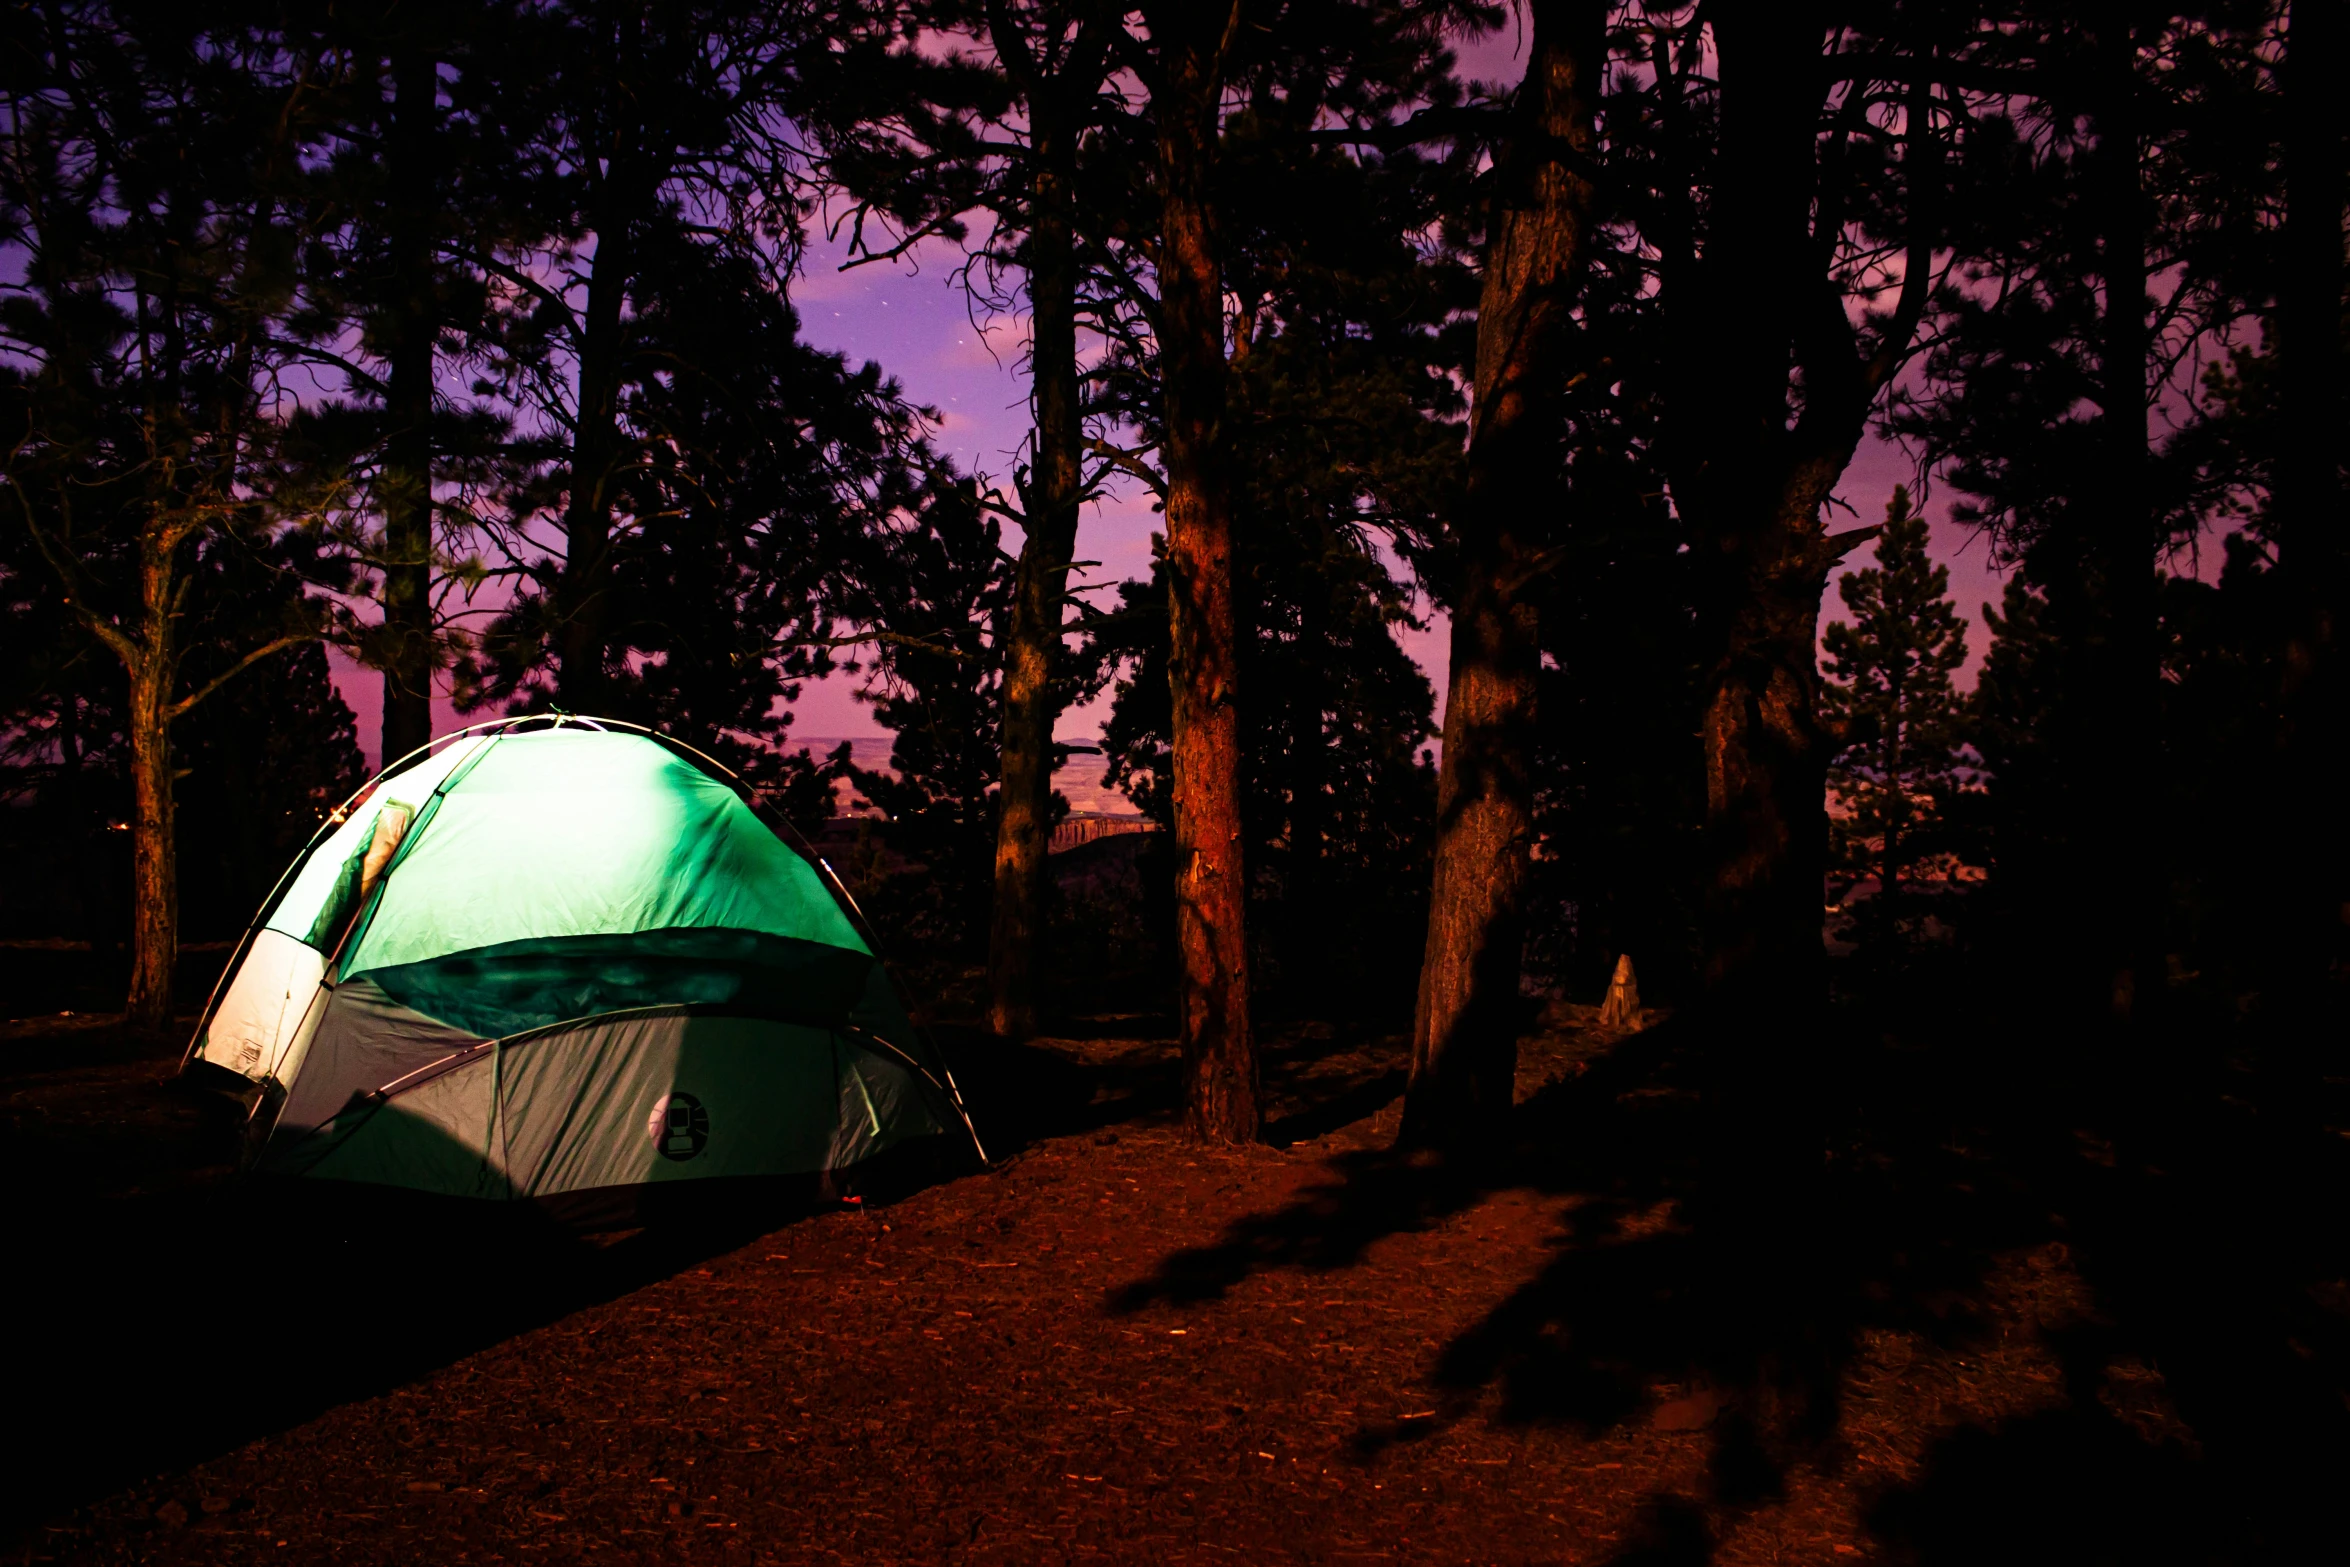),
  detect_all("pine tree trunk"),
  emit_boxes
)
[1695,492,1841,1008]
[1401,0,1600,1148]
[2277,0,2344,694]
[1679,9,1874,1017]
[987,108,1085,1042]
[124,535,181,1031]
[2088,13,2156,1019]
[1150,15,1256,1144]
[555,214,631,711]
[555,13,643,713]
[381,44,438,763]
[2275,0,2346,979]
